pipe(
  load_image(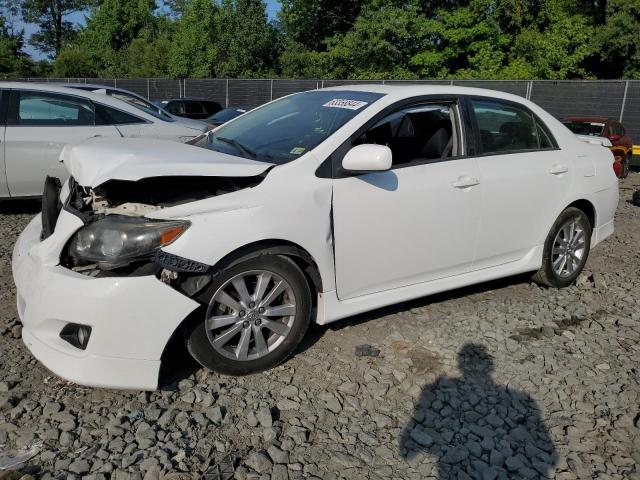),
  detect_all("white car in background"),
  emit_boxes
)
[12,85,618,389]
[0,82,208,198]
[63,83,209,132]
